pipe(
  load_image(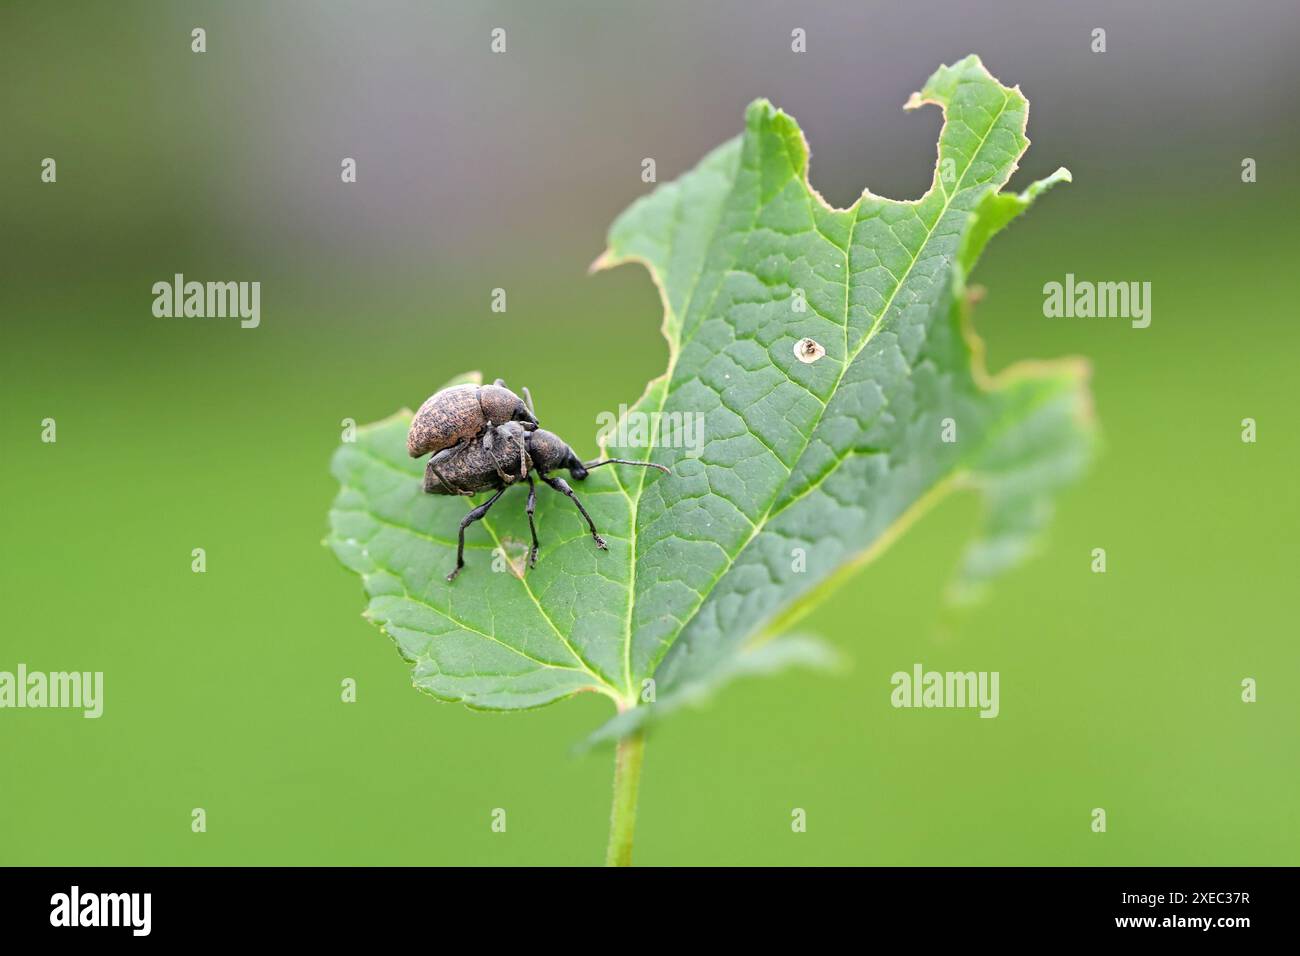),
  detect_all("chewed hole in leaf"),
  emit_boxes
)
[494,537,530,580]
[794,337,826,364]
